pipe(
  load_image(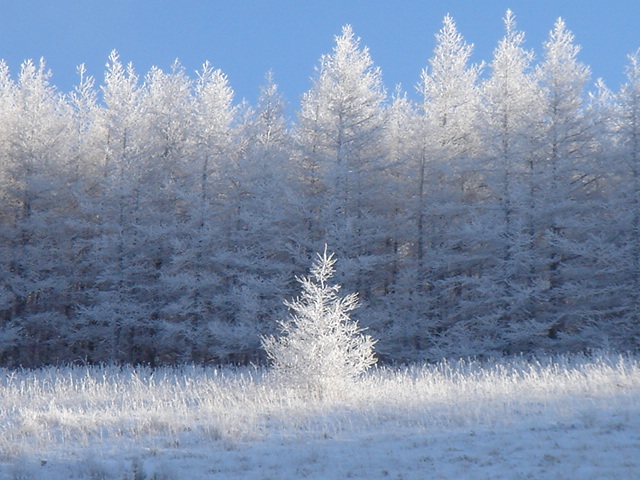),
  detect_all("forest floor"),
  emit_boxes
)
[1,353,639,479]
